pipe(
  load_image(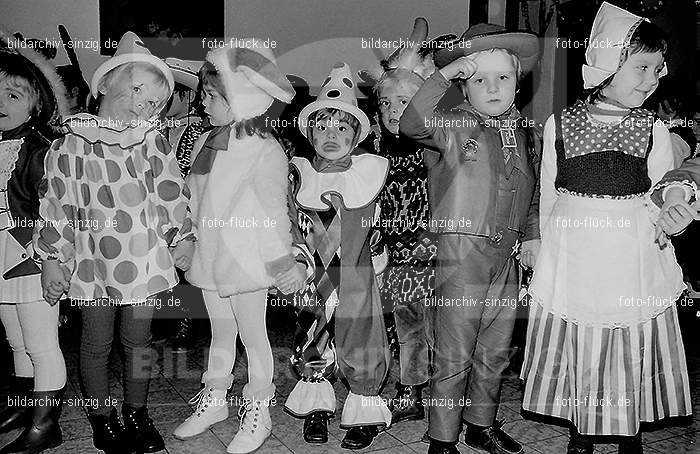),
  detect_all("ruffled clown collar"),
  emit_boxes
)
[63,113,157,149]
